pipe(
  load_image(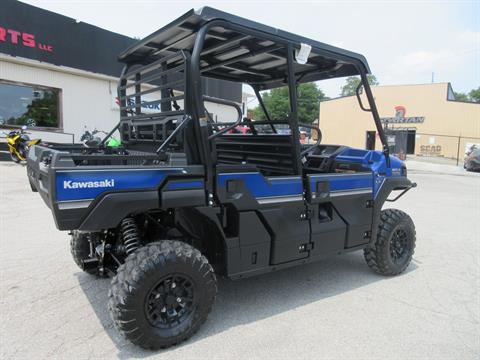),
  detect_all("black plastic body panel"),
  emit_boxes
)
[329,193,373,248]
[308,204,347,255]
[258,204,310,265]
[226,211,271,275]
[79,191,159,231]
